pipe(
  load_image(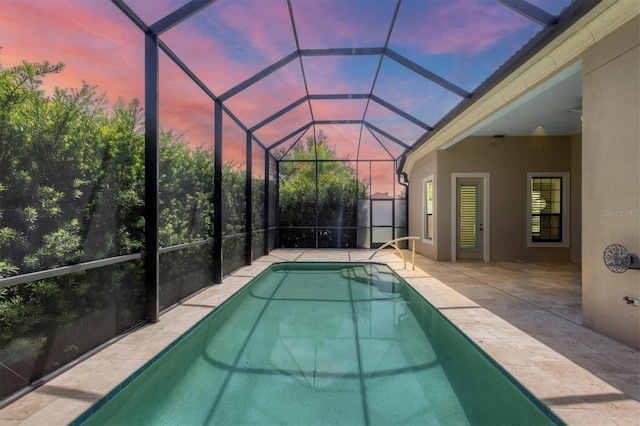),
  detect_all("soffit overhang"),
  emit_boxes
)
[402,0,639,176]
